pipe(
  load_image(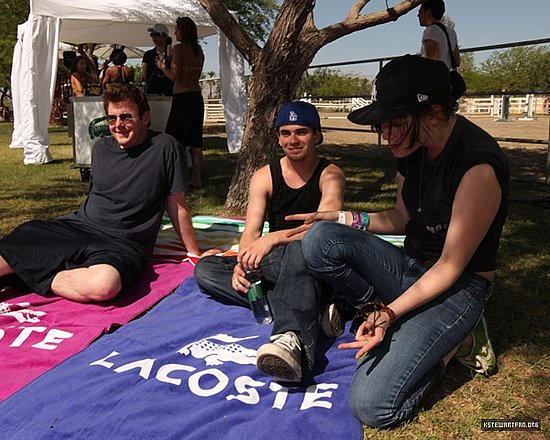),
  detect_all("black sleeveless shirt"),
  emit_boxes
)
[267,157,330,232]
[397,115,509,272]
